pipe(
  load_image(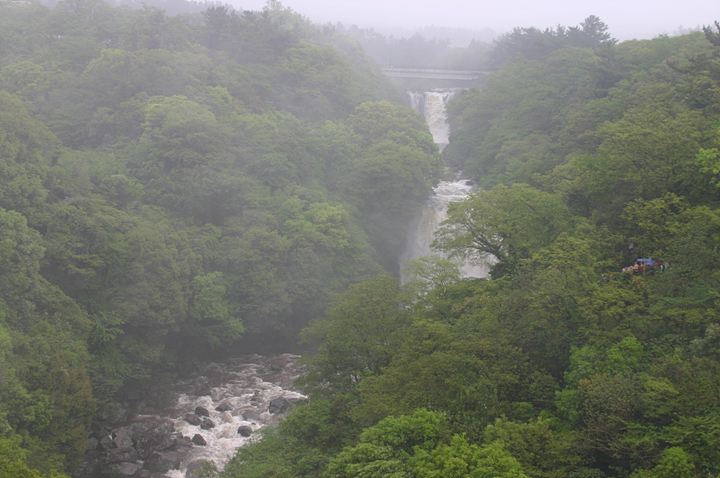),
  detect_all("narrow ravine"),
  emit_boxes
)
[401,89,488,281]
